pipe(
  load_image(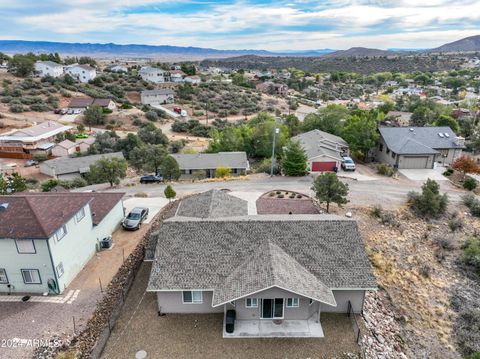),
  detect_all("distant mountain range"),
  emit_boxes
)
[0,35,479,60]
